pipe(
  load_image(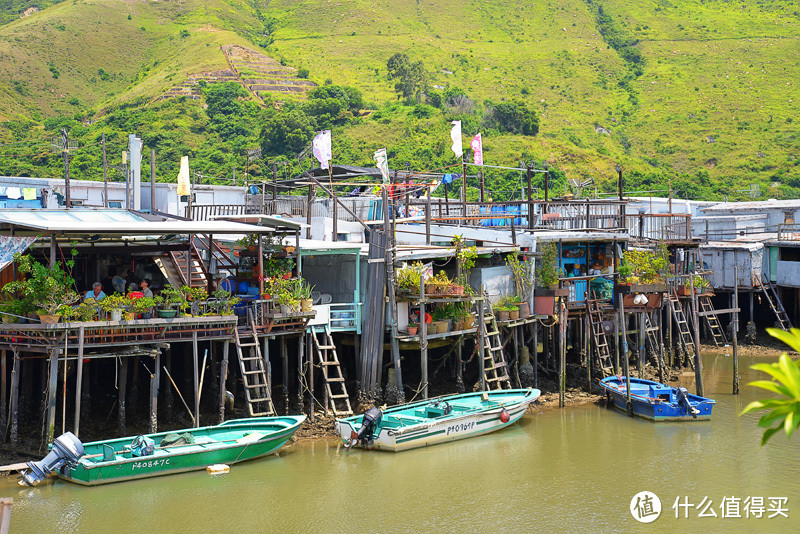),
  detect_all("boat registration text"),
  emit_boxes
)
[131,458,171,470]
[445,421,475,435]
